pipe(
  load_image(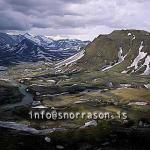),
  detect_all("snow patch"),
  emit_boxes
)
[102,47,127,71]
[47,80,56,84]
[32,105,48,109]
[24,33,41,45]
[80,120,97,128]
[120,84,131,88]
[127,41,147,70]
[45,137,51,143]
[118,47,124,62]
[55,50,85,68]
[128,102,148,106]
[132,35,136,40]
[121,70,128,73]
[144,84,150,89]
[32,101,41,106]
[142,55,150,75]
[128,33,132,36]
